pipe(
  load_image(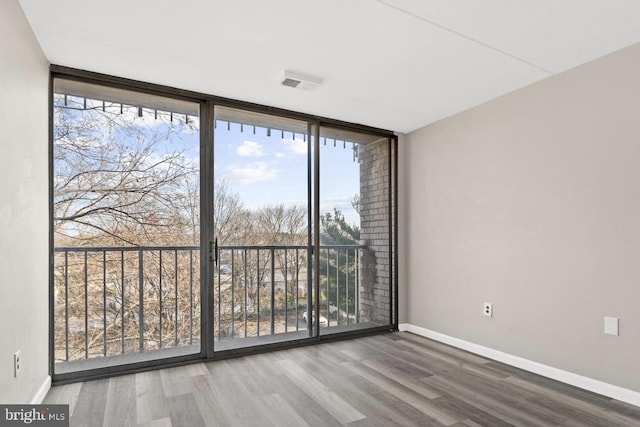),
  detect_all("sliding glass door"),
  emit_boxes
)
[209,108,396,350]
[211,106,313,350]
